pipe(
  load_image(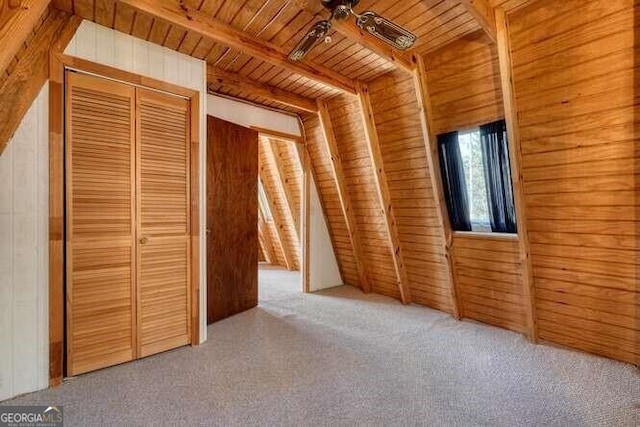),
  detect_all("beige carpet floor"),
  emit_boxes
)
[3,266,640,426]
